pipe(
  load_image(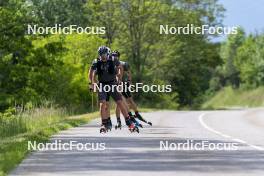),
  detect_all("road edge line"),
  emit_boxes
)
[198,113,264,151]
